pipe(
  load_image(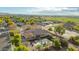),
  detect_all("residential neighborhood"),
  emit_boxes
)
[0,7,79,51]
[0,15,79,51]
